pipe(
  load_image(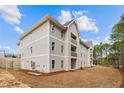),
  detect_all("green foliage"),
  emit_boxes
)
[94,15,124,68]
